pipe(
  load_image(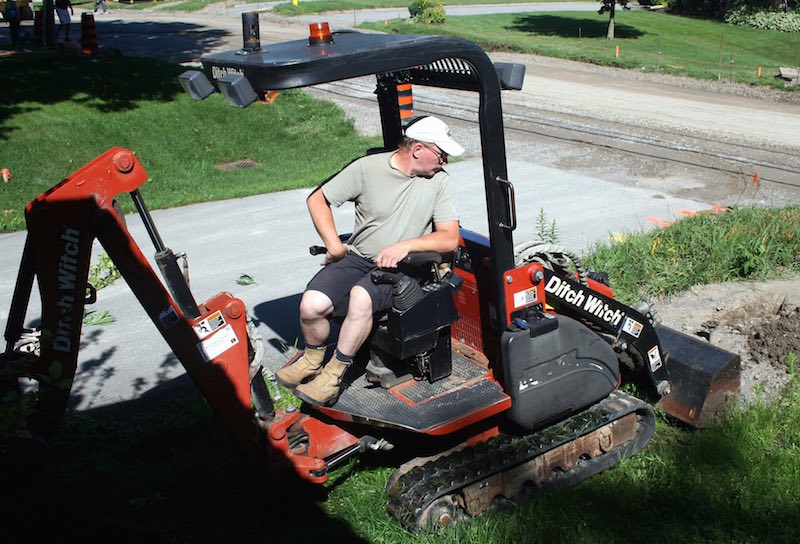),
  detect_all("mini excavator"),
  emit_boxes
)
[1,16,740,531]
